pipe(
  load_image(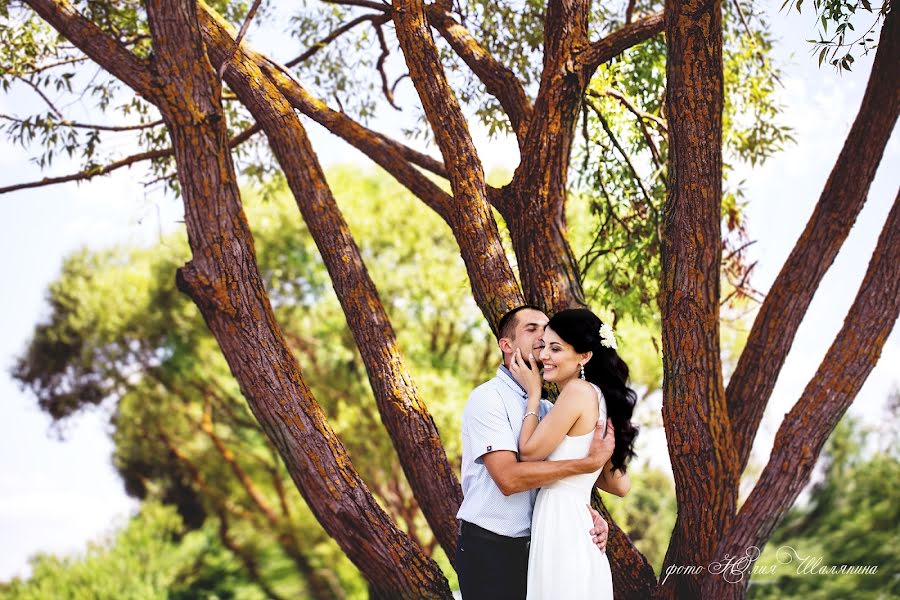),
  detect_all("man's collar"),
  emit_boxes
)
[496,364,527,397]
